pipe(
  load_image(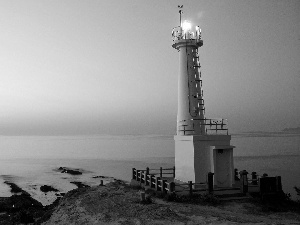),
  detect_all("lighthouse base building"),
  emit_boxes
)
[175,135,235,187]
